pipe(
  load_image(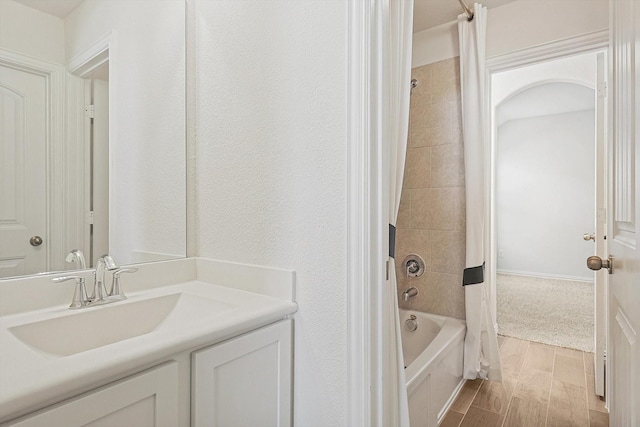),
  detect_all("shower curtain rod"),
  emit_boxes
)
[458,0,474,21]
